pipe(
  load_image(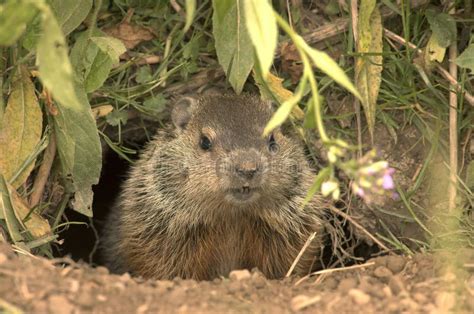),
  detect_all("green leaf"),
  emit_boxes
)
[143,94,167,113]
[213,0,234,22]
[0,0,38,46]
[70,32,125,93]
[303,45,361,98]
[0,175,24,244]
[244,0,277,79]
[425,34,446,63]
[90,36,126,64]
[355,0,383,140]
[6,180,51,238]
[106,109,128,126]
[455,44,474,72]
[425,9,456,48]
[212,0,254,94]
[263,82,305,136]
[184,0,196,32]
[303,167,331,206]
[22,14,42,50]
[37,5,82,111]
[52,83,102,217]
[0,66,42,188]
[49,0,93,36]
[135,66,153,84]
